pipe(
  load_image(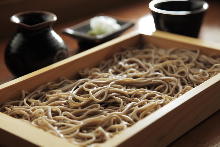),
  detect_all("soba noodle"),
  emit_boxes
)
[1,46,220,146]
